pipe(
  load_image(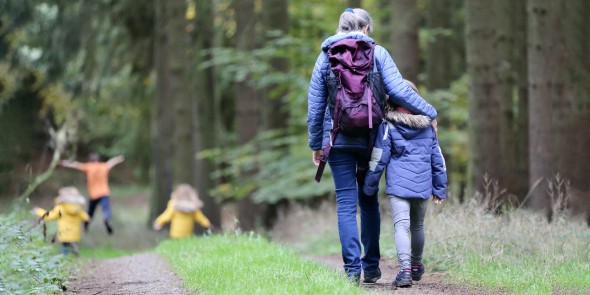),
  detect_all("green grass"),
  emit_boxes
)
[157,234,377,295]
[415,203,590,294]
[272,200,590,294]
